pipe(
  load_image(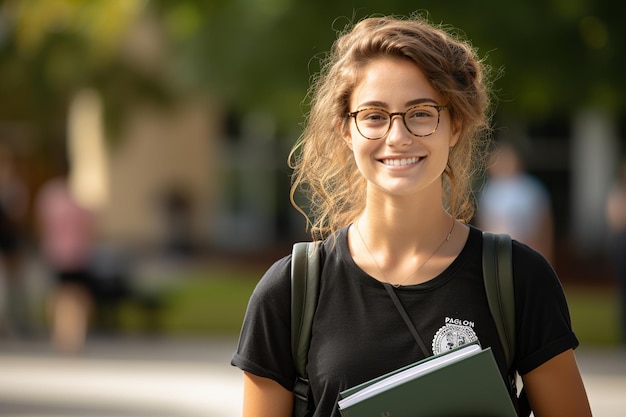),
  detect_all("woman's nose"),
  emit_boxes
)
[385,115,412,146]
